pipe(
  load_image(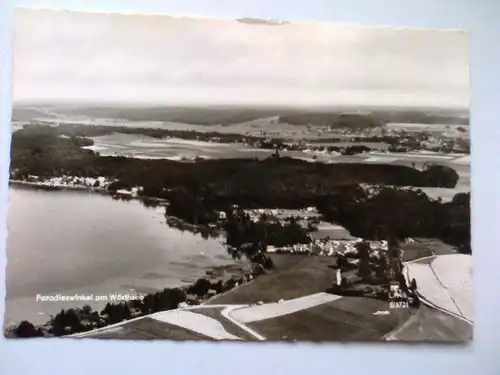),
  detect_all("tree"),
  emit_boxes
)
[252,263,265,277]
[160,288,187,309]
[15,320,43,338]
[410,278,418,291]
[212,280,223,294]
[422,164,459,188]
[81,304,93,316]
[387,235,401,279]
[375,254,388,283]
[356,241,371,281]
[66,308,84,331]
[141,295,155,314]
[188,278,212,298]
[340,277,349,289]
[336,254,347,271]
